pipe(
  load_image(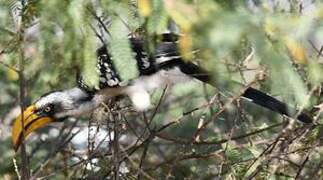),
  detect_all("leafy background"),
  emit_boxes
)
[0,0,323,179]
